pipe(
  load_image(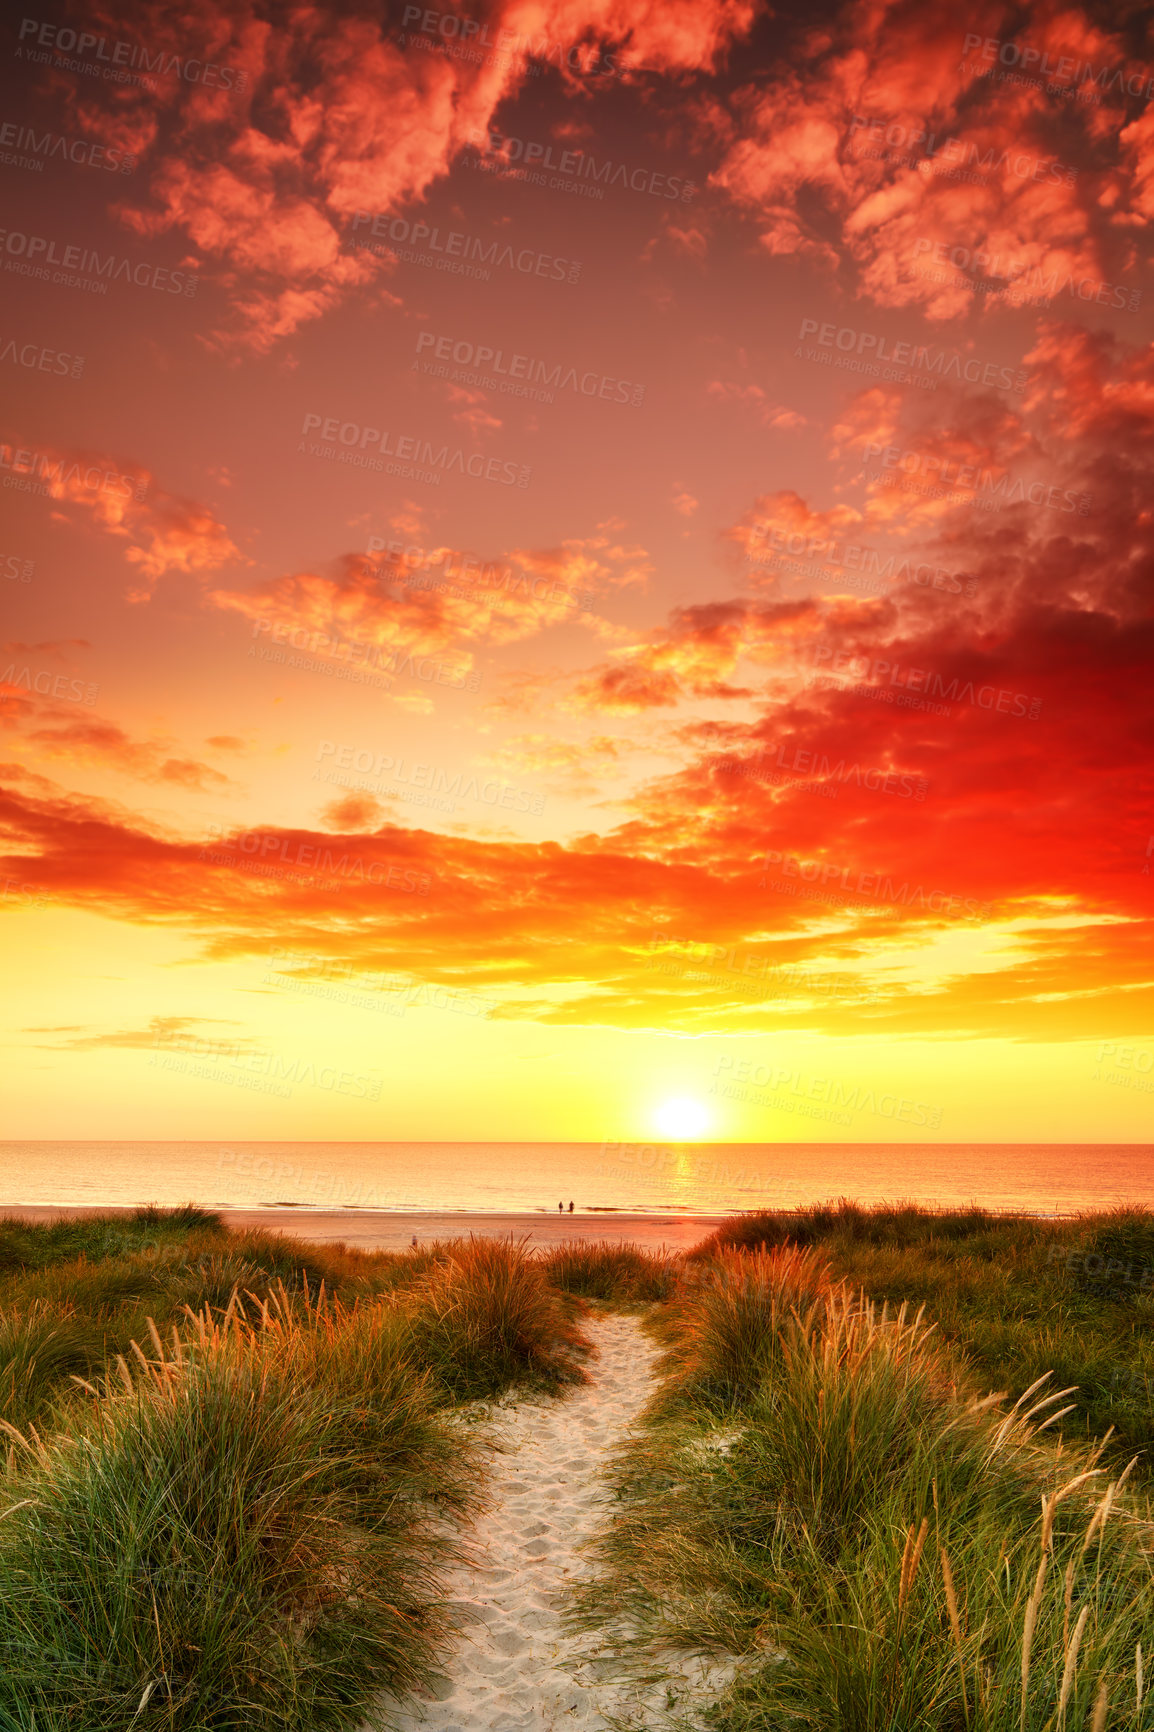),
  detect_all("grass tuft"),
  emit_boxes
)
[575,1229,1154,1732]
[405,1236,590,1400]
[0,1295,474,1729]
[539,1240,675,1302]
